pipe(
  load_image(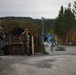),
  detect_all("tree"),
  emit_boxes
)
[53,4,76,44]
[63,4,75,44]
[53,6,67,44]
[73,1,76,18]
